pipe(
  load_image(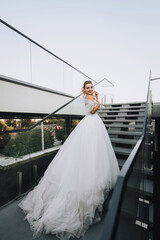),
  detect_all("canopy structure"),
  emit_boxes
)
[0,75,74,117]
